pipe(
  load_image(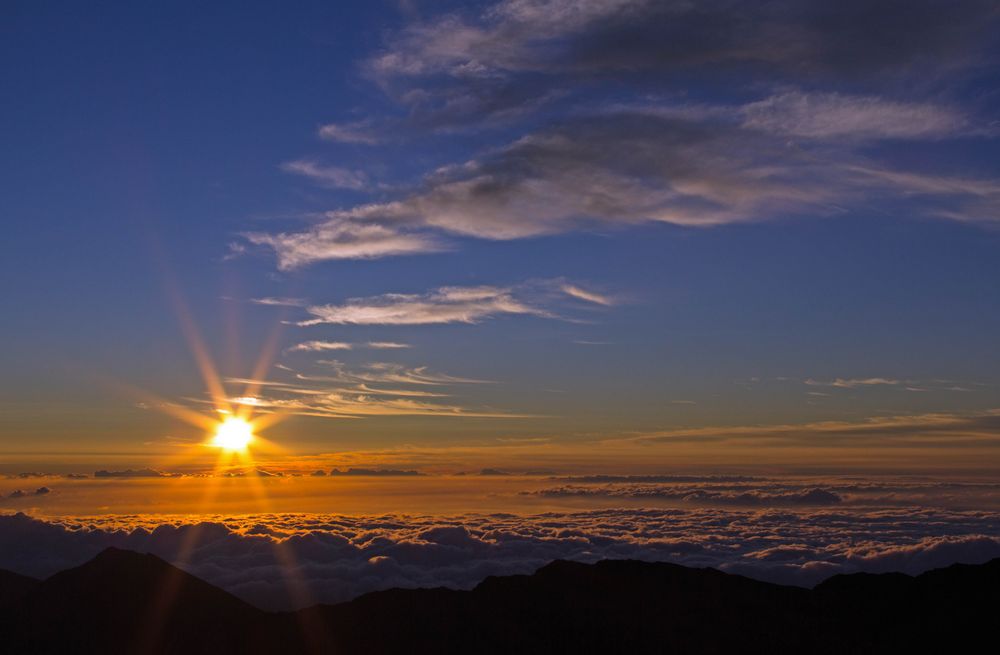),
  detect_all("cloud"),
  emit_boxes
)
[560,284,615,306]
[211,362,510,419]
[328,468,423,477]
[243,218,446,270]
[287,341,412,353]
[846,166,1000,223]
[318,120,380,144]
[318,361,490,386]
[280,160,369,190]
[247,394,518,418]
[287,341,354,352]
[2,504,999,610]
[551,475,764,483]
[530,484,844,506]
[629,92,978,141]
[250,297,307,307]
[252,109,999,263]
[312,114,838,239]
[298,285,551,325]
[740,91,972,140]
[1,487,52,502]
[806,377,902,388]
[366,0,998,126]
[802,377,980,392]
[630,410,1000,448]
[93,469,169,478]
[244,2,999,269]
